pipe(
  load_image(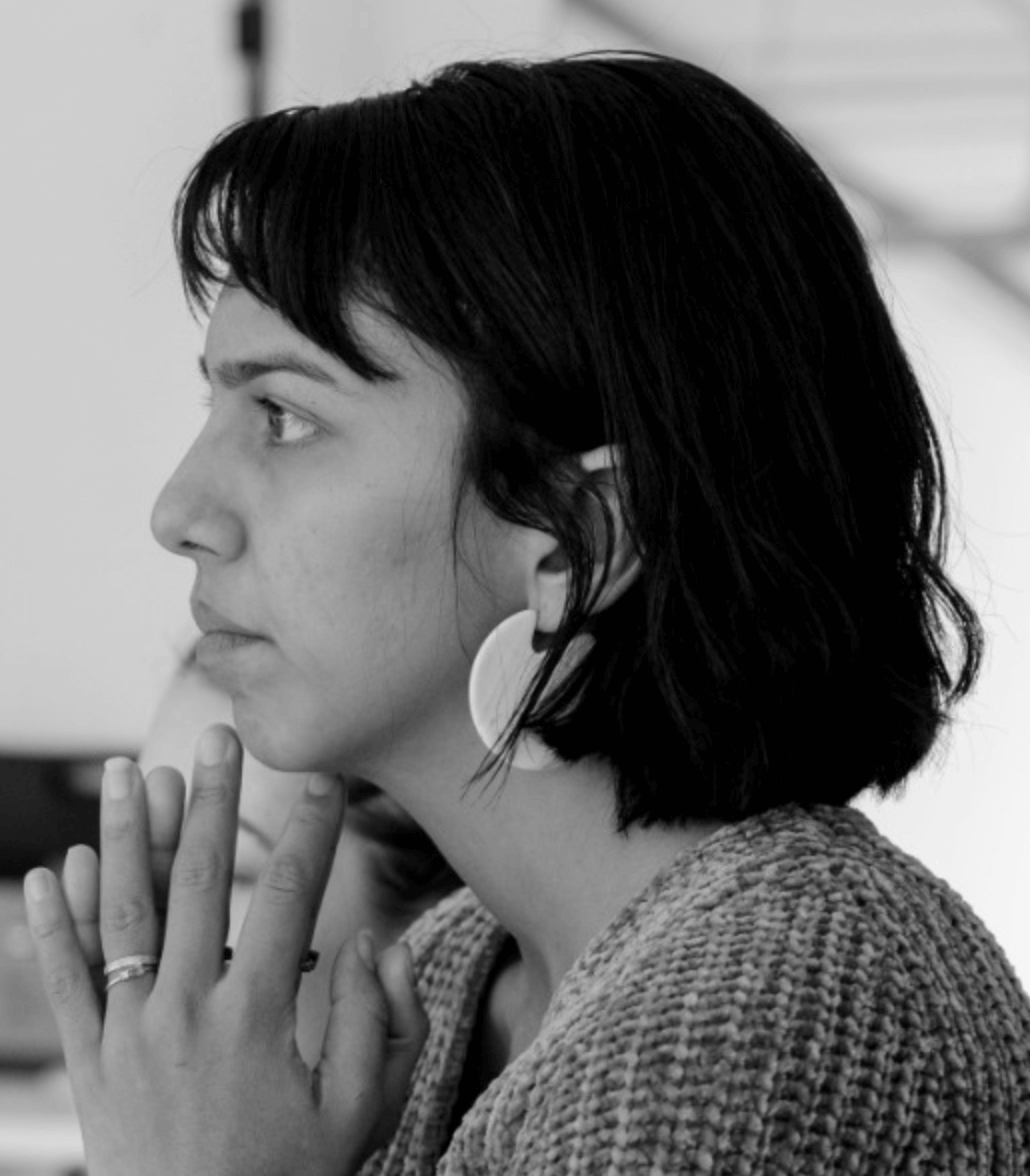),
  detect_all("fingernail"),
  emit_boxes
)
[401,942,416,986]
[356,929,377,970]
[25,870,52,902]
[197,726,229,766]
[104,757,135,800]
[307,773,335,797]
